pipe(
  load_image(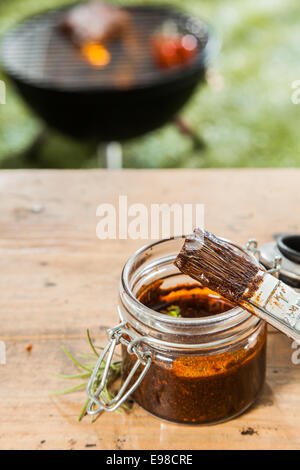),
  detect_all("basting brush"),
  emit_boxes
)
[175,229,300,341]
